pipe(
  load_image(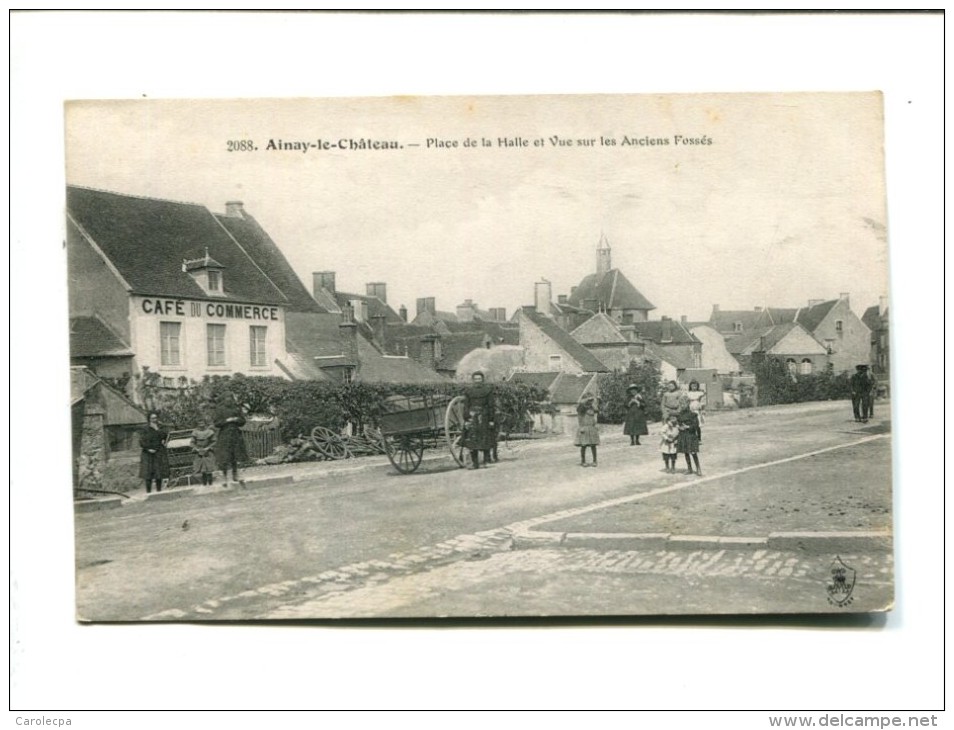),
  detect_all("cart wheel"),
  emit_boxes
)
[365,426,388,455]
[384,434,425,474]
[310,426,352,461]
[445,395,467,468]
